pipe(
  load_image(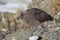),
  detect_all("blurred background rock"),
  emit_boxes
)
[0,0,60,40]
